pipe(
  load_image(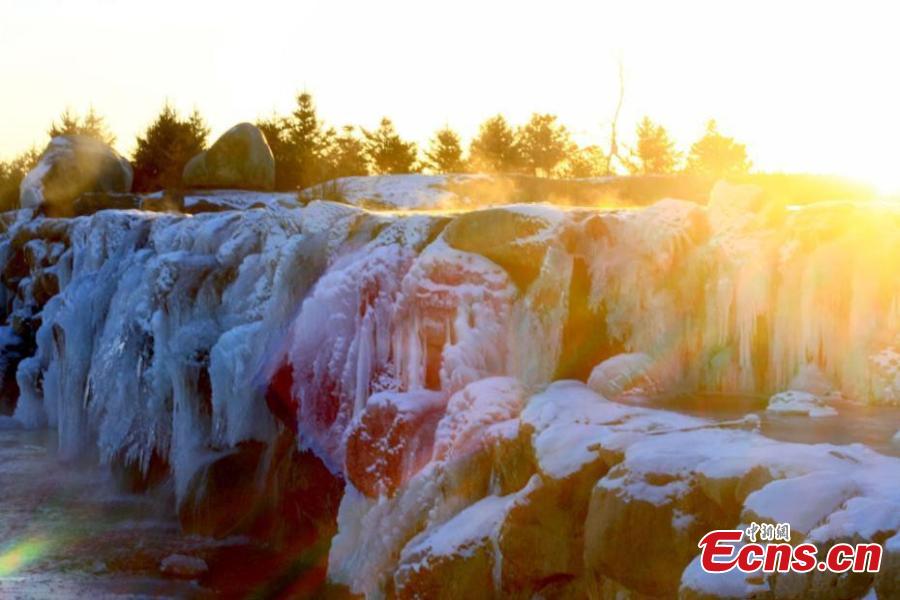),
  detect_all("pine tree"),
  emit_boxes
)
[324,125,369,178]
[685,120,751,178]
[626,116,680,175]
[257,115,293,188]
[561,145,606,178]
[288,92,333,188]
[424,126,465,173]
[0,147,40,210]
[132,103,210,192]
[258,92,333,190]
[363,118,419,175]
[469,115,520,173]
[516,113,573,176]
[48,106,116,146]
